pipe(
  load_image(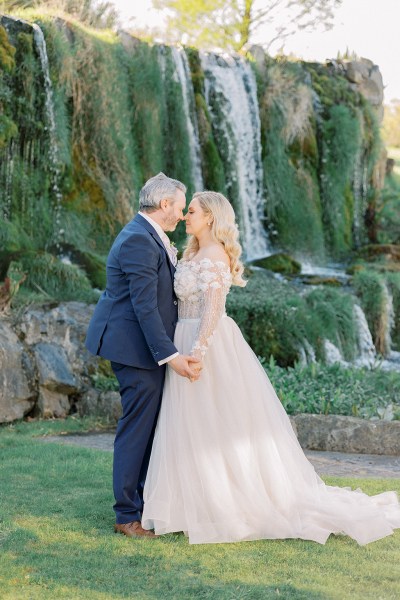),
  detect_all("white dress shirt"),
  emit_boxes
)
[138,212,179,366]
